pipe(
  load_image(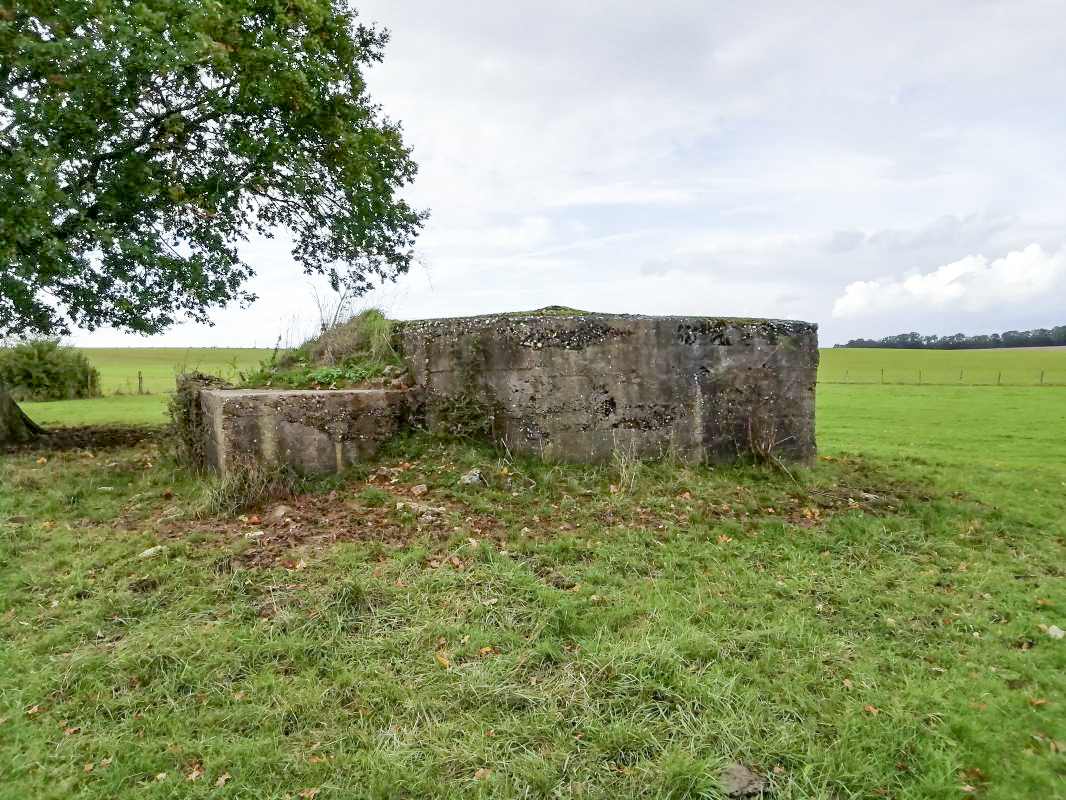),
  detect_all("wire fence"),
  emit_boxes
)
[818,368,1066,386]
